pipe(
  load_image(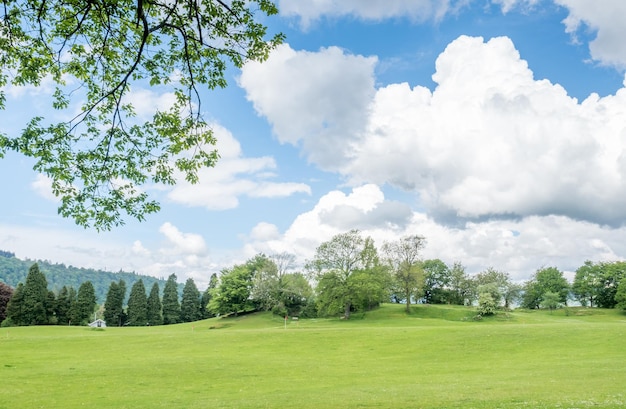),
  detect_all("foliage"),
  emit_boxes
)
[104,280,127,327]
[477,291,498,316]
[146,282,162,326]
[162,274,180,325]
[615,279,626,310]
[0,281,13,323]
[209,256,266,316]
[422,259,451,304]
[75,281,97,325]
[473,268,513,308]
[382,235,426,312]
[0,0,284,229]
[127,279,148,326]
[0,252,178,304]
[571,261,626,308]
[521,267,570,309]
[201,273,218,319]
[540,291,561,313]
[309,230,389,319]
[447,262,475,306]
[180,278,201,322]
[17,263,51,325]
